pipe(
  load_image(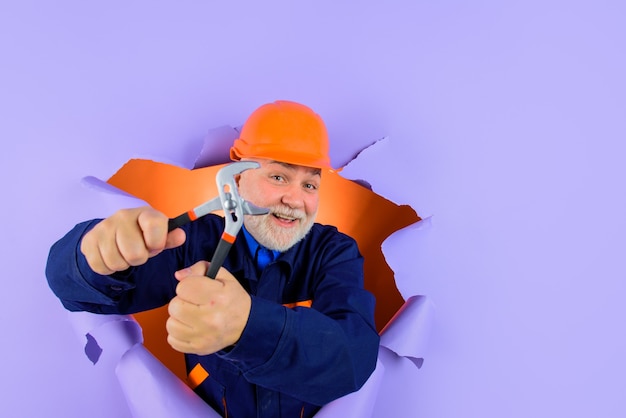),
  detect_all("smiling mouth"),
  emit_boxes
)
[272,213,298,223]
